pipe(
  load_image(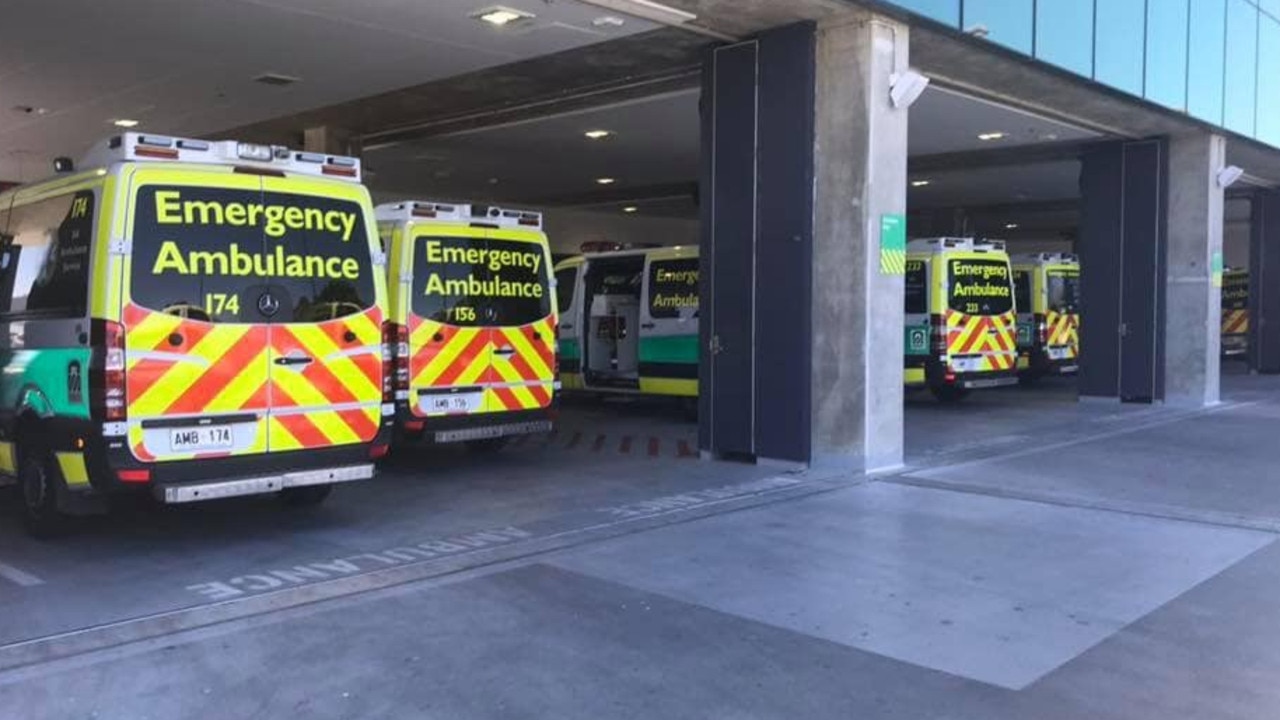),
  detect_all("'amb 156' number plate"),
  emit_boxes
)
[169,426,234,453]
